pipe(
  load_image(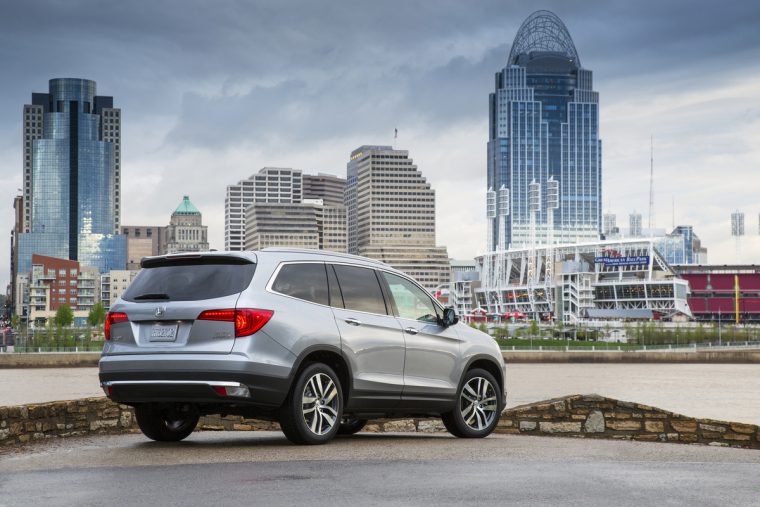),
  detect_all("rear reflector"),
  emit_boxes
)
[104,312,129,340]
[197,308,273,337]
[211,384,250,397]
